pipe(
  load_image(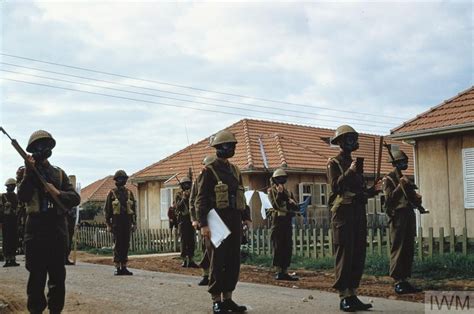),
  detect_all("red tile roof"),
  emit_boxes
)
[80,175,138,204]
[391,86,474,136]
[133,119,414,182]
